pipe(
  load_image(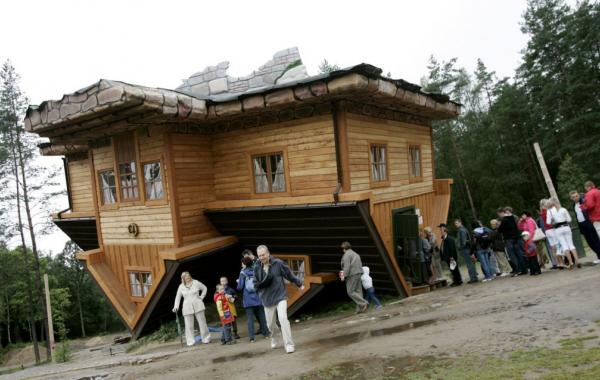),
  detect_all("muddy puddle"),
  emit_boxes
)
[314,319,437,347]
[212,350,268,364]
